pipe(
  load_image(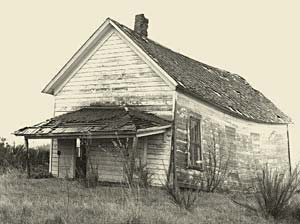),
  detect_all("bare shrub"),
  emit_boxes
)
[164,181,200,211]
[136,164,154,188]
[233,164,300,219]
[201,131,232,192]
[164,161,201,211]
[112,137,133,185]
[112,137,153,188]
[254,164,300,218]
